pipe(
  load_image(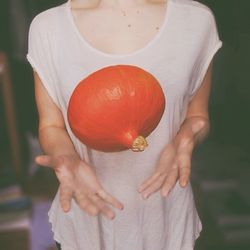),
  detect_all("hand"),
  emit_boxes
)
[35,154,124,220]
[137,137,194,199]
[137,116,207,200]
